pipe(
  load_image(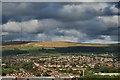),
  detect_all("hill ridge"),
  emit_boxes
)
[2,41,119,48]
